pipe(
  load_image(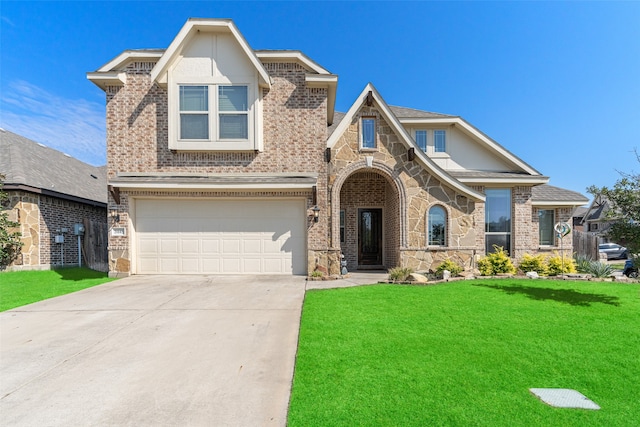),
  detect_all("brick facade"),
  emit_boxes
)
[104,60,329,275]
[6,191,106,270]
